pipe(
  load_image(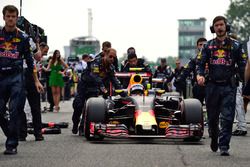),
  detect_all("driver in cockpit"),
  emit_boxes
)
[121,53,152,88]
